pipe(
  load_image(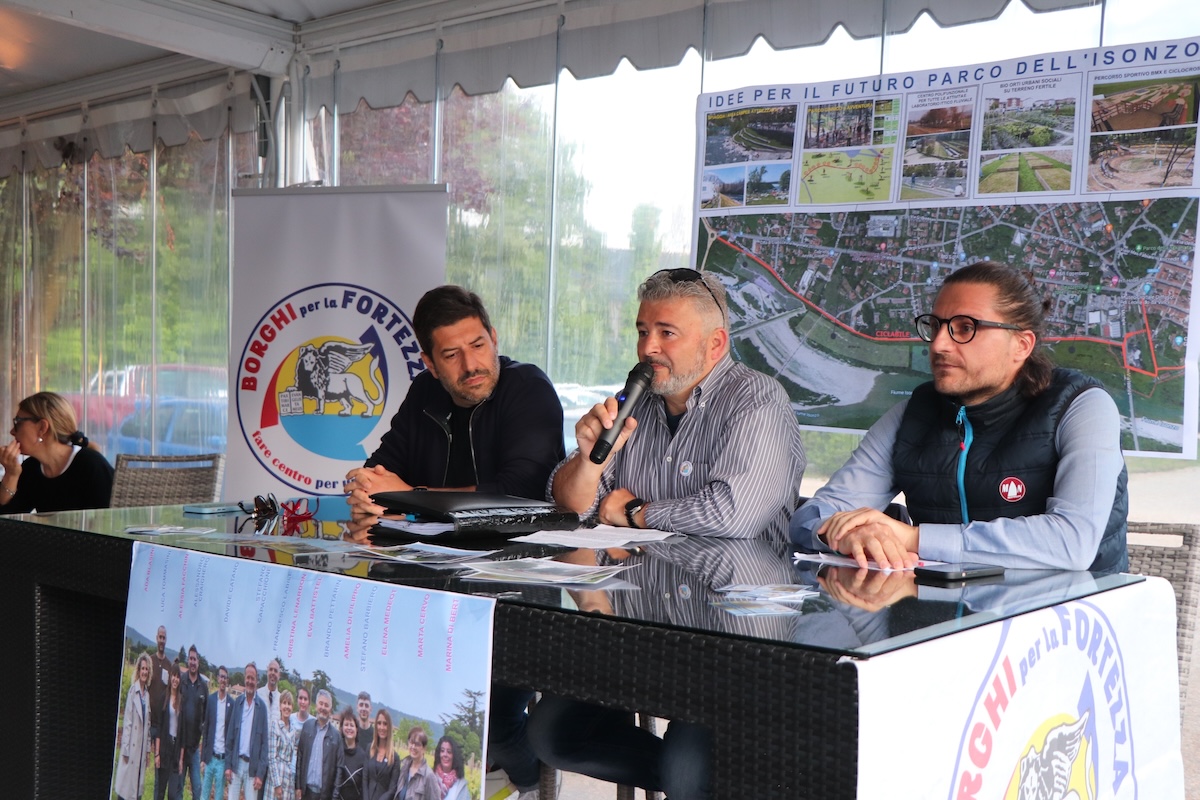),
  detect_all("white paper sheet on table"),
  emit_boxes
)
[511,524,675,548]
[458,557,637,585]
[357,542,500,564]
